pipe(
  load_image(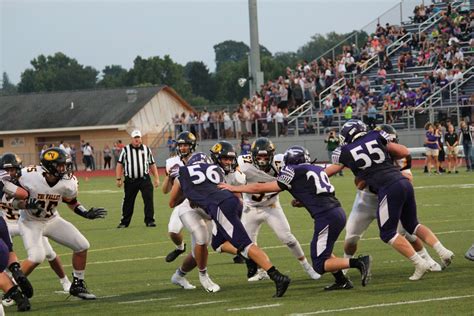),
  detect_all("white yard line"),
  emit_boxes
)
[228,303,282,311]
[414,183,474,189]
[37,229,473,270]
[118,297,175,304]
[172,300,227,308]
[289,294,474,315]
